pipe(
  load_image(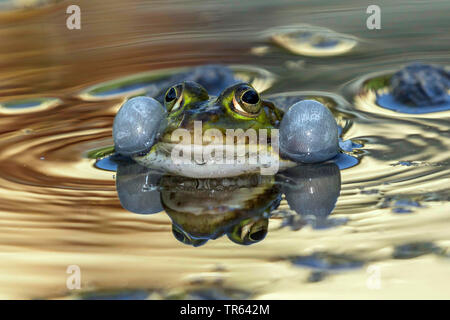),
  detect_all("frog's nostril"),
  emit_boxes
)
[113,96,167,156]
